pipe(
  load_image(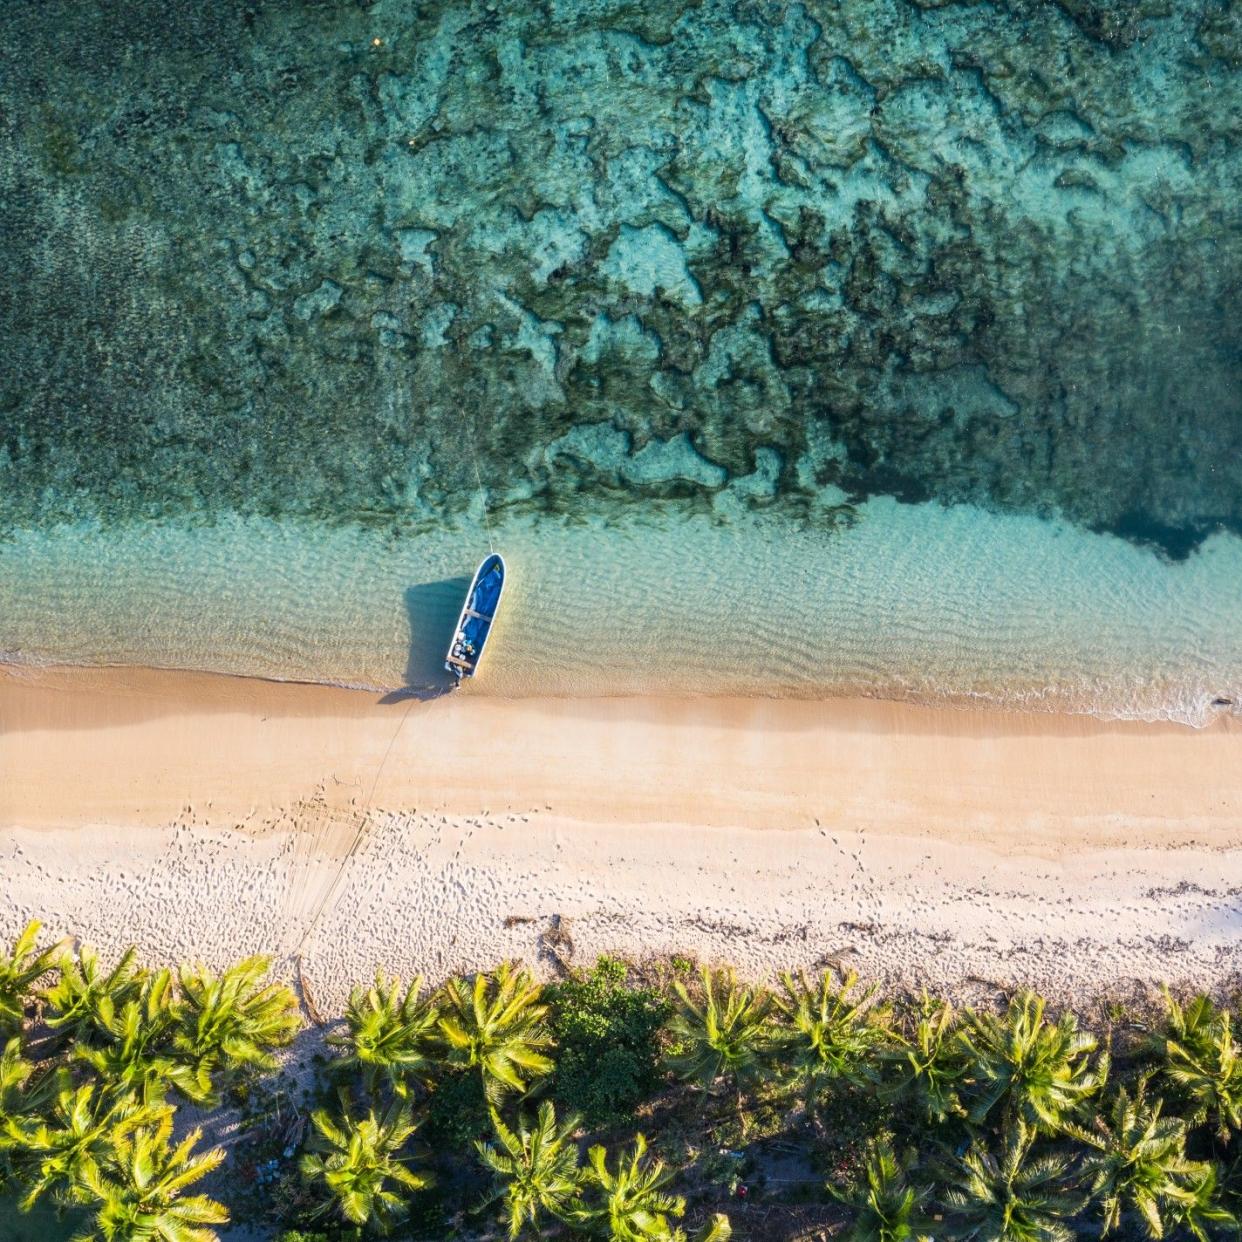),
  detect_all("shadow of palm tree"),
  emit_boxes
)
[378,576,470,703]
